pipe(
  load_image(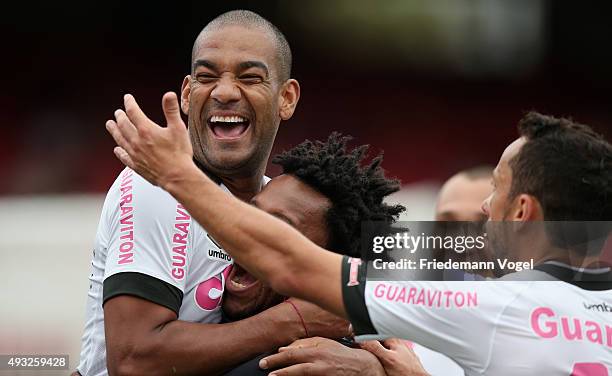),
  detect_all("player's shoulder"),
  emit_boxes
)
[100,167,183,226]
[105,167,176,203]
